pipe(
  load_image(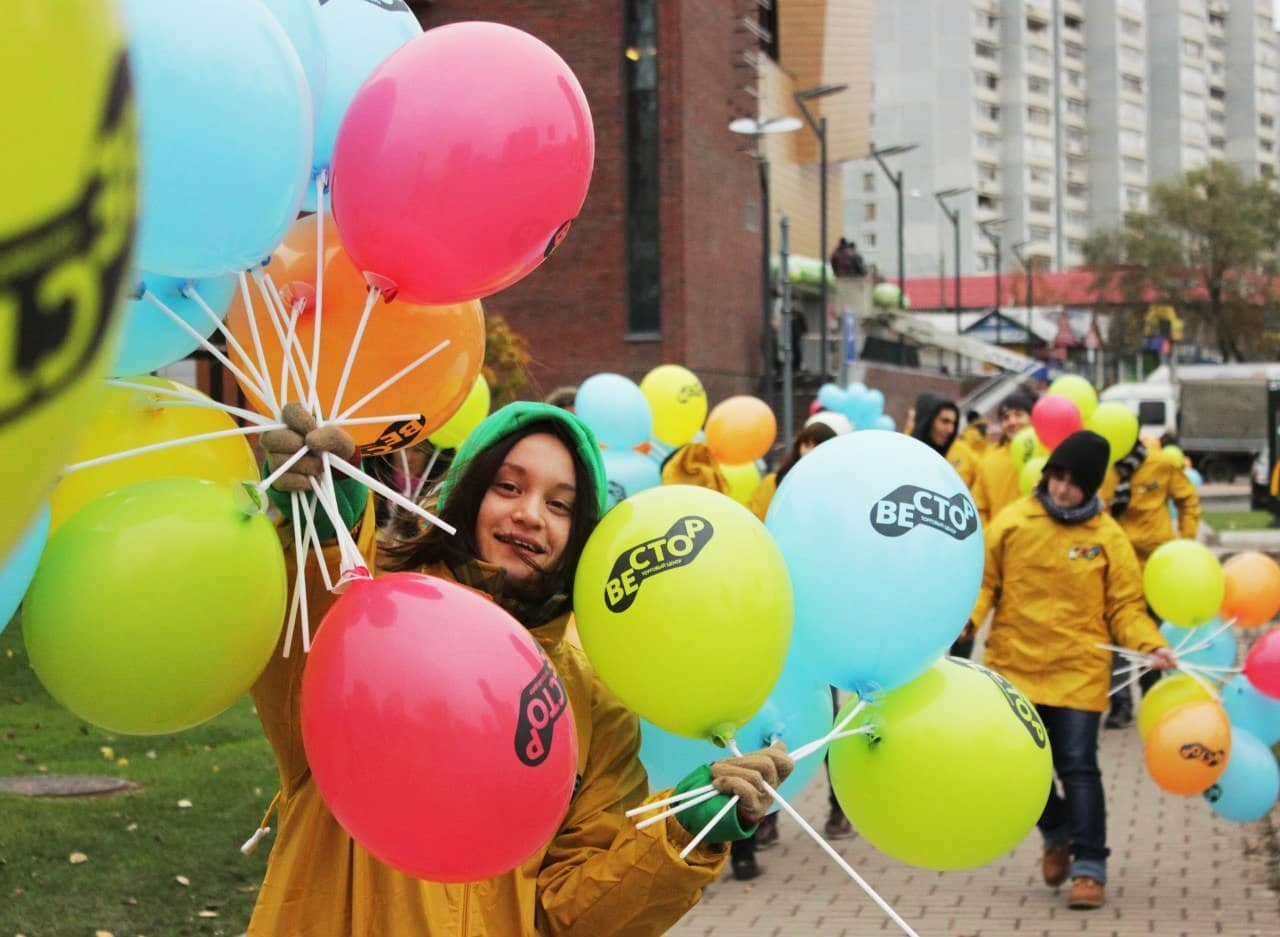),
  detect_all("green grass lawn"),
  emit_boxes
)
[0,614,277,937]
[1203,509,1277,531]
